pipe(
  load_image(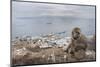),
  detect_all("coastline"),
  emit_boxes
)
[11,33,96,66]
